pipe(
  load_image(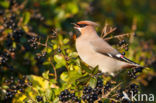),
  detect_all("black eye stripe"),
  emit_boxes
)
[77,24,87,27]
